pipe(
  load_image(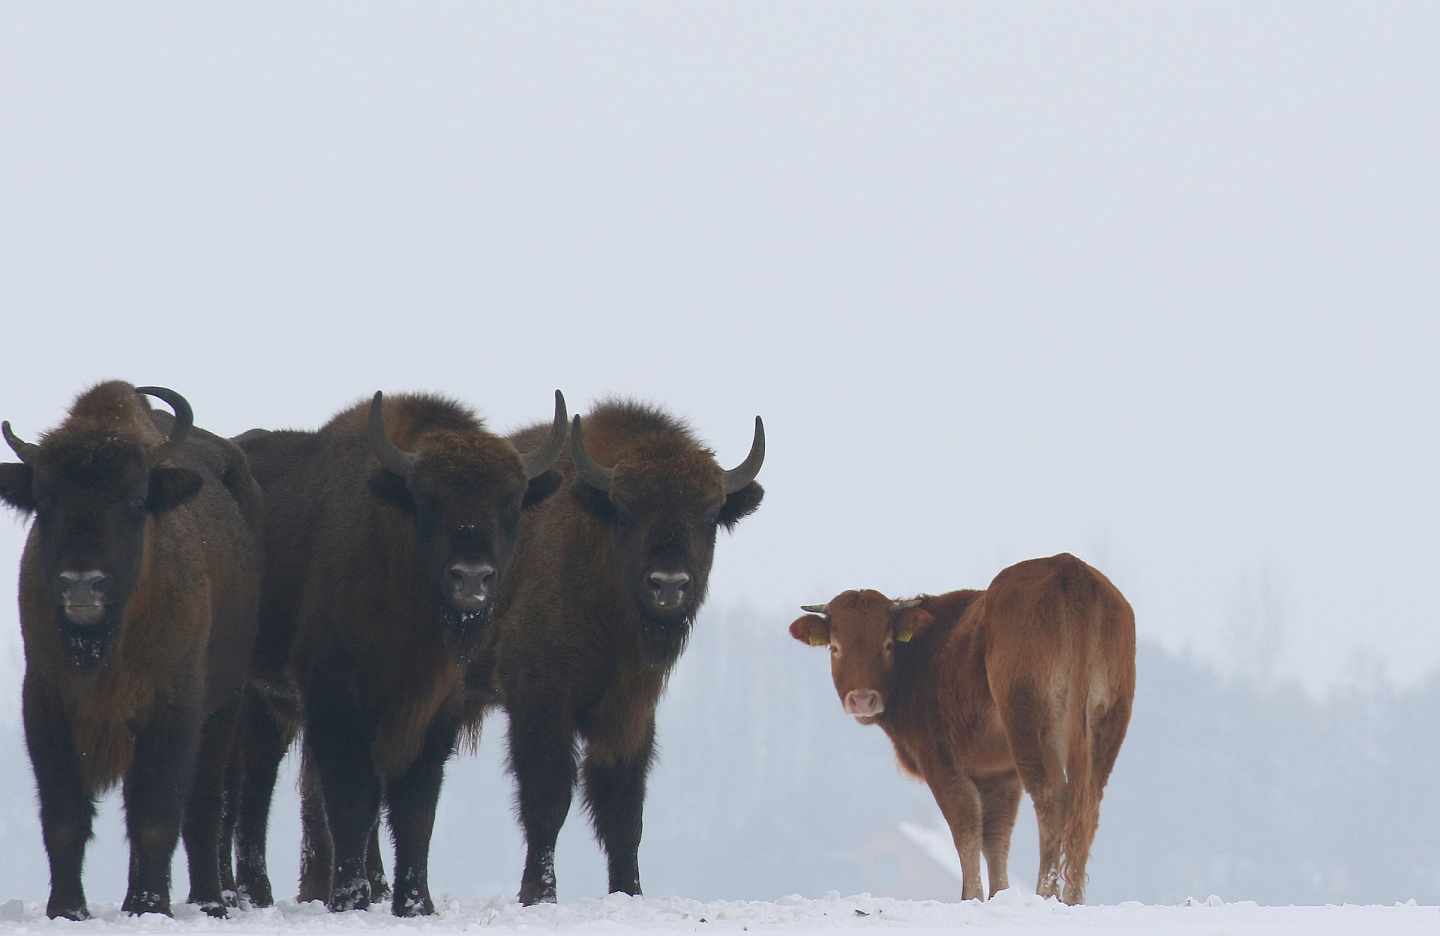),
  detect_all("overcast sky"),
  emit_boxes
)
[2,2,1437,706]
